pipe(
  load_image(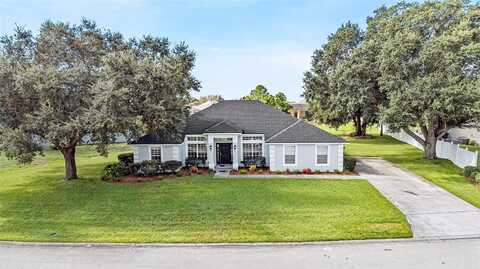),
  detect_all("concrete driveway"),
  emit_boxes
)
[357,157,480,239]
